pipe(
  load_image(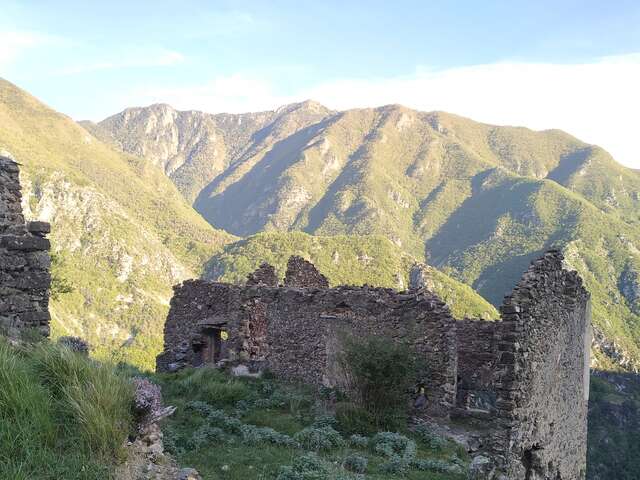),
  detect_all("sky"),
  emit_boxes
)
[1,0,640,167]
